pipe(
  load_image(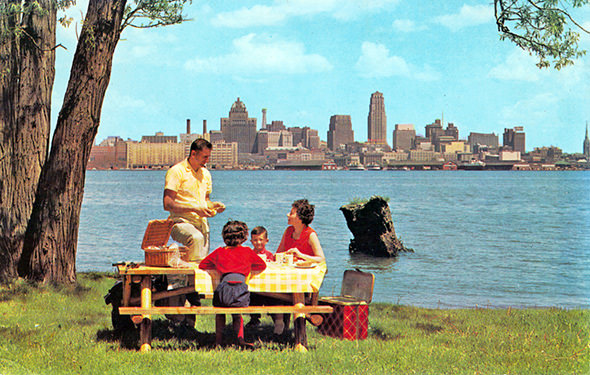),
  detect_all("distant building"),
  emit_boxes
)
[327,115,354,151]
[141,132,177,144]
[584,122,590,158]
[392,124,416,151]
[220,97,257,154]
[367,91,387,146]
[88,137,127,169]
[503,126,526,153]
[425,119,444,140]
[127,142,184,168]
[445,123,459,140]
[267,120,286,132]
[468,132,499,151]
[210,141,238,168]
